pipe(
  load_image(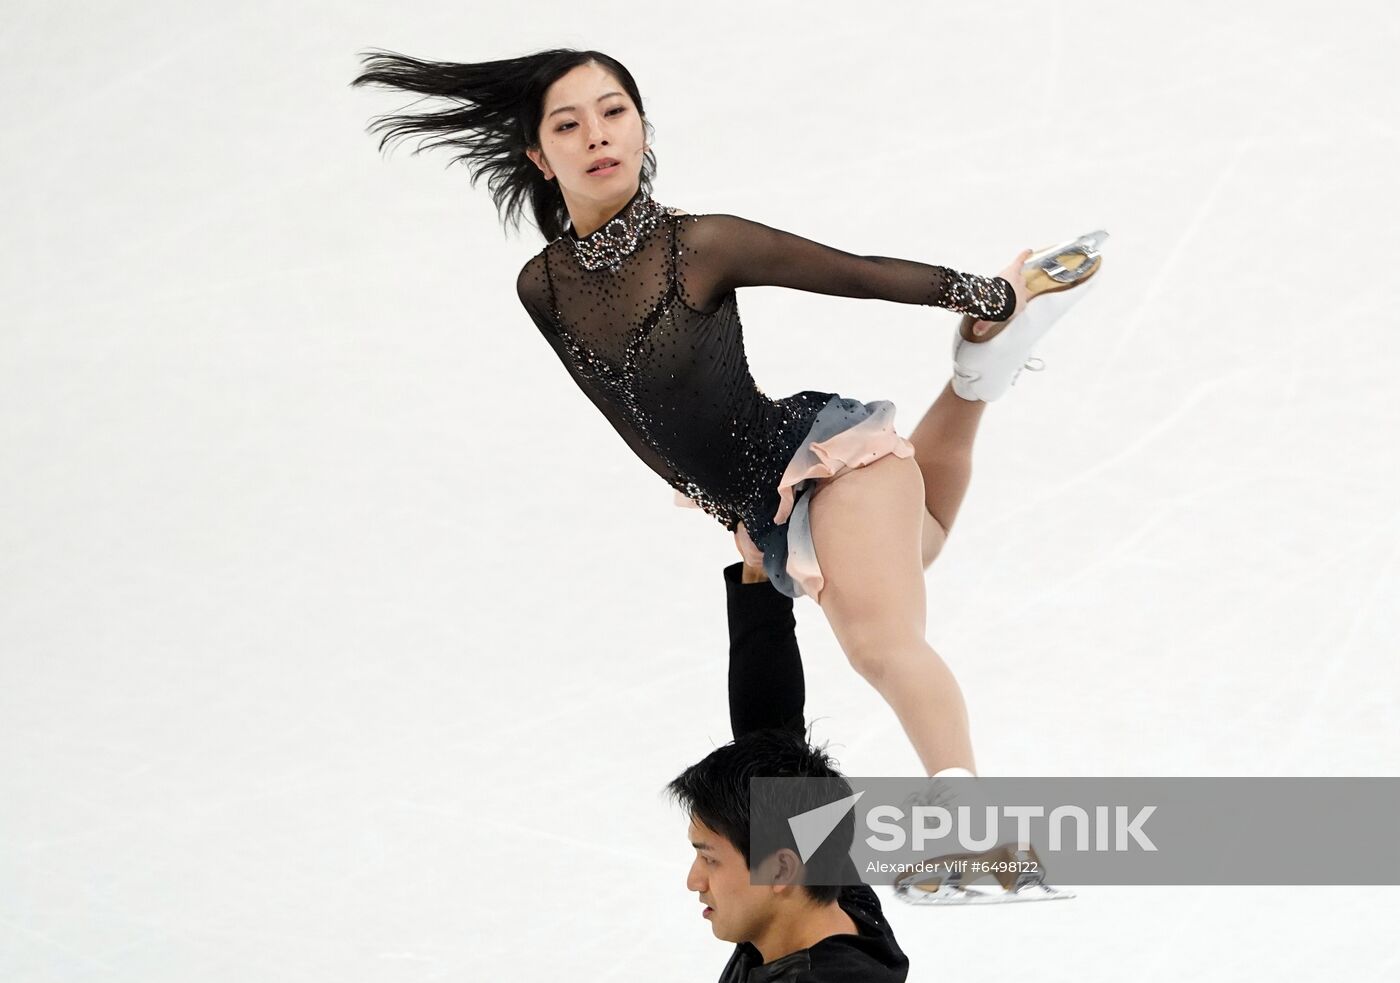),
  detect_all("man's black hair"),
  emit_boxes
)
[665,728,856,904]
